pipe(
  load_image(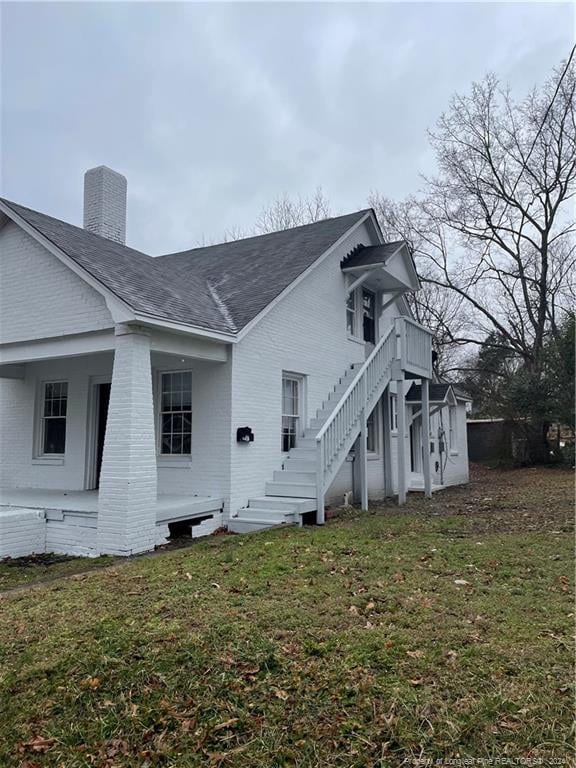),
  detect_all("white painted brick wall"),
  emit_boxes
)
[0,508,45,558]
[97,328,159,555]
[154,357,232,506]
[0,222,113,344]
[229,222,377,513]
[0,354,114,491]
